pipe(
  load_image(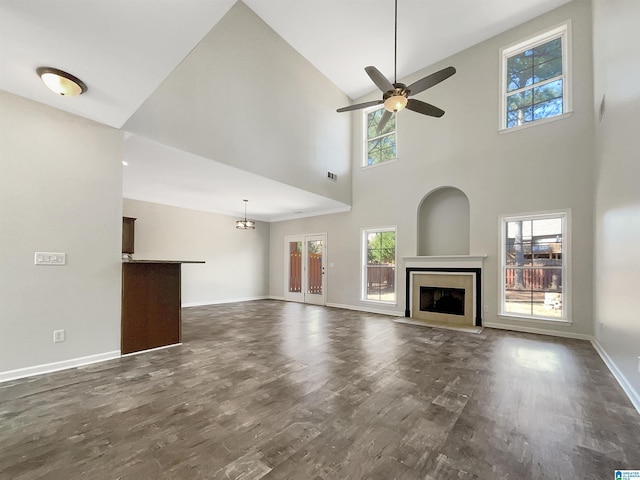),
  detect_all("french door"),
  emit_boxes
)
[284,234,326,305]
